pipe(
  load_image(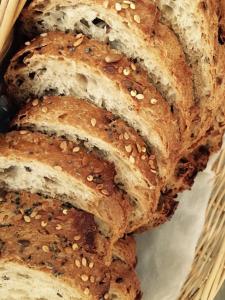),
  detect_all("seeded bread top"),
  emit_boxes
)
[0,191,141,300]
[5,32,180,163]
[14,96,160,188]
[0,131,130,239]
